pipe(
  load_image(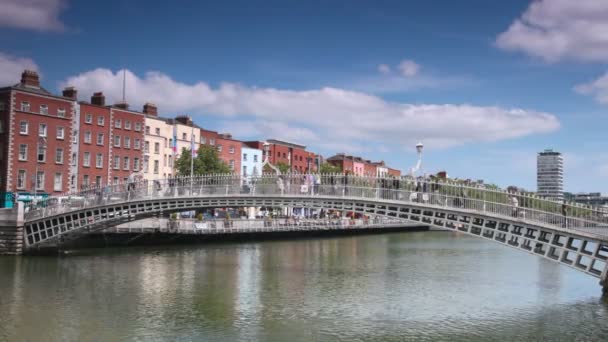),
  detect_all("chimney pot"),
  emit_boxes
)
[143,102,158,116]
[62,87,77,100]
[113,101,129,110]
[20,69,40,88]
[91,92,106,106]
